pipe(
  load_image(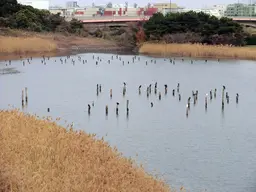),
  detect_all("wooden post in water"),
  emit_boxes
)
[21,90,24,107]
[126,100,129,115]
[25,87,28,104]
[187,97,191,110]
[116,102,119,116]
[222,86,225,110]
[88,104,91,115]
[159,92,161,100]
[226,93,229,104]
[205,94,208,111]
[110,89,112,99]
[186,104,189,117]
[105,105,108,116]
[164,84,168,95]
[139,85,141,95]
